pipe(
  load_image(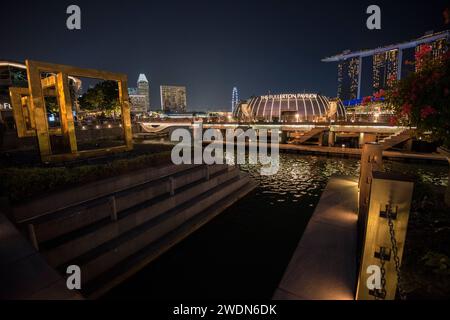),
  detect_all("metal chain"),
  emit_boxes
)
[378,250,387,300]
[387,209,407,300]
